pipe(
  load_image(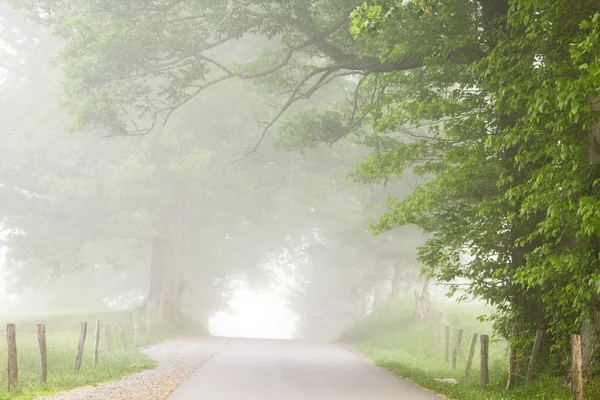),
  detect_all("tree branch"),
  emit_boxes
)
[108,0,426,140]
[232,66,340,162]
